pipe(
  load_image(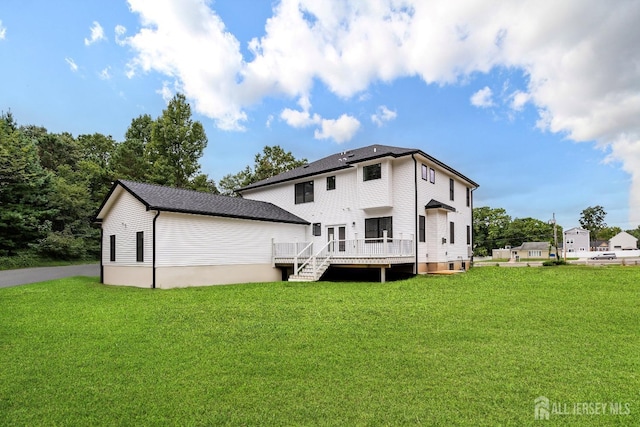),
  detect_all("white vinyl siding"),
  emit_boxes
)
[358,159,392,210]
[155,212,306,267]
[242,153,475,267]
[101,189,154,267]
